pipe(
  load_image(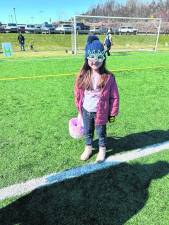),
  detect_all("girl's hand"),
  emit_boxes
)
[108,116,115,123]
